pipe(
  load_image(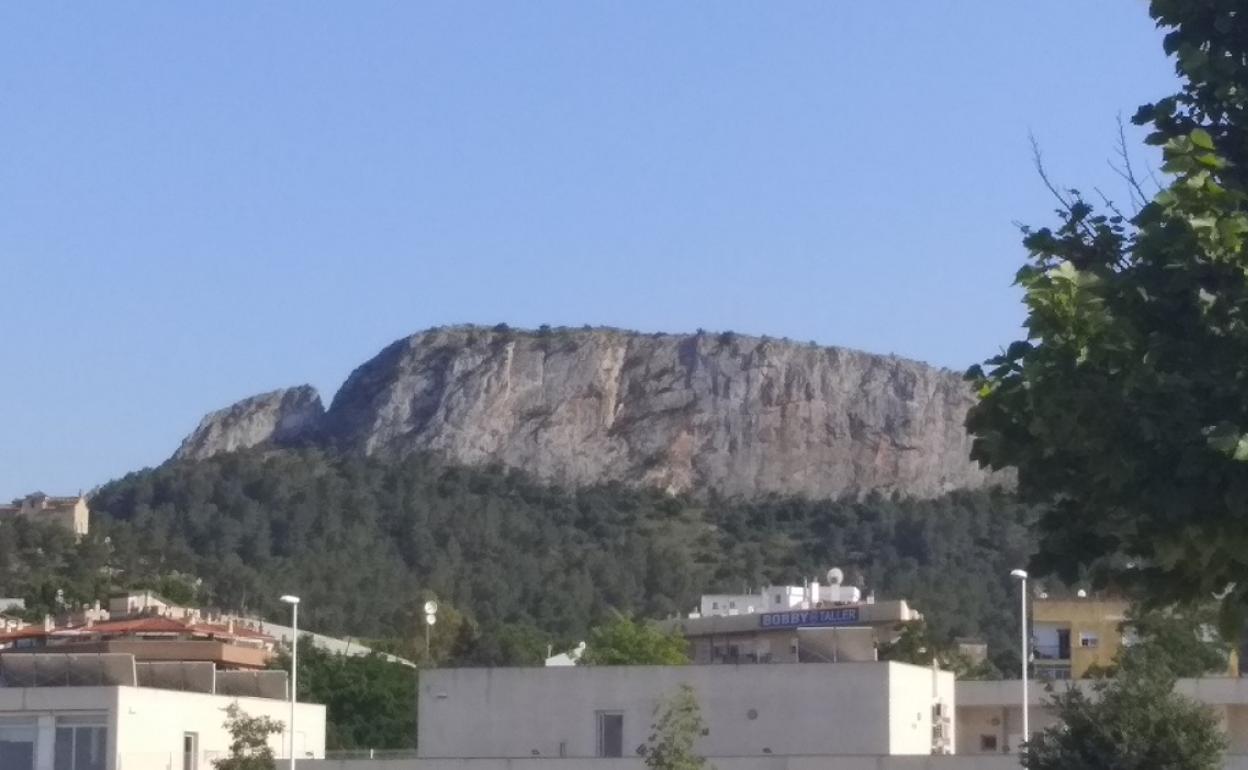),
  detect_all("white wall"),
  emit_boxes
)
[0,686,325,770]
[886,664,954,755]
[114,686,326,770]
[419,663,943,759]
